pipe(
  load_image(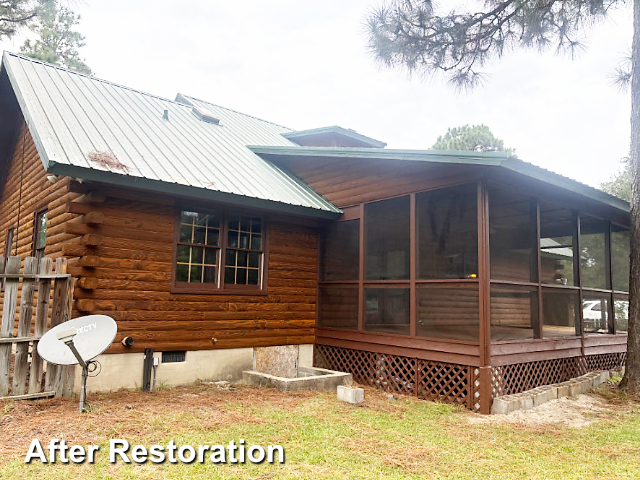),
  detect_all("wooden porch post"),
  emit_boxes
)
[478,179,492,413]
